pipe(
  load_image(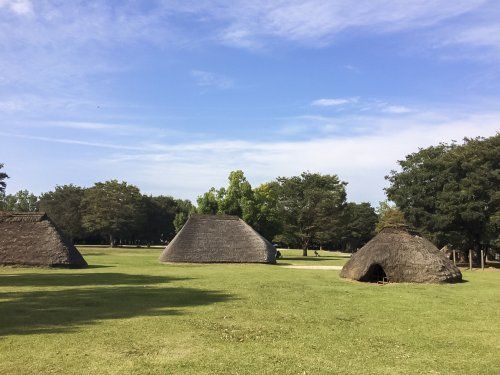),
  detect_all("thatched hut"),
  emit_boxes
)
[0,212,87,268]
[340,226,462,283]
[159,214,276,264]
